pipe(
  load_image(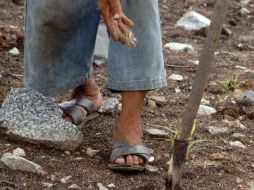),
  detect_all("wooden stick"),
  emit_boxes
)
[179,0,229,140]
